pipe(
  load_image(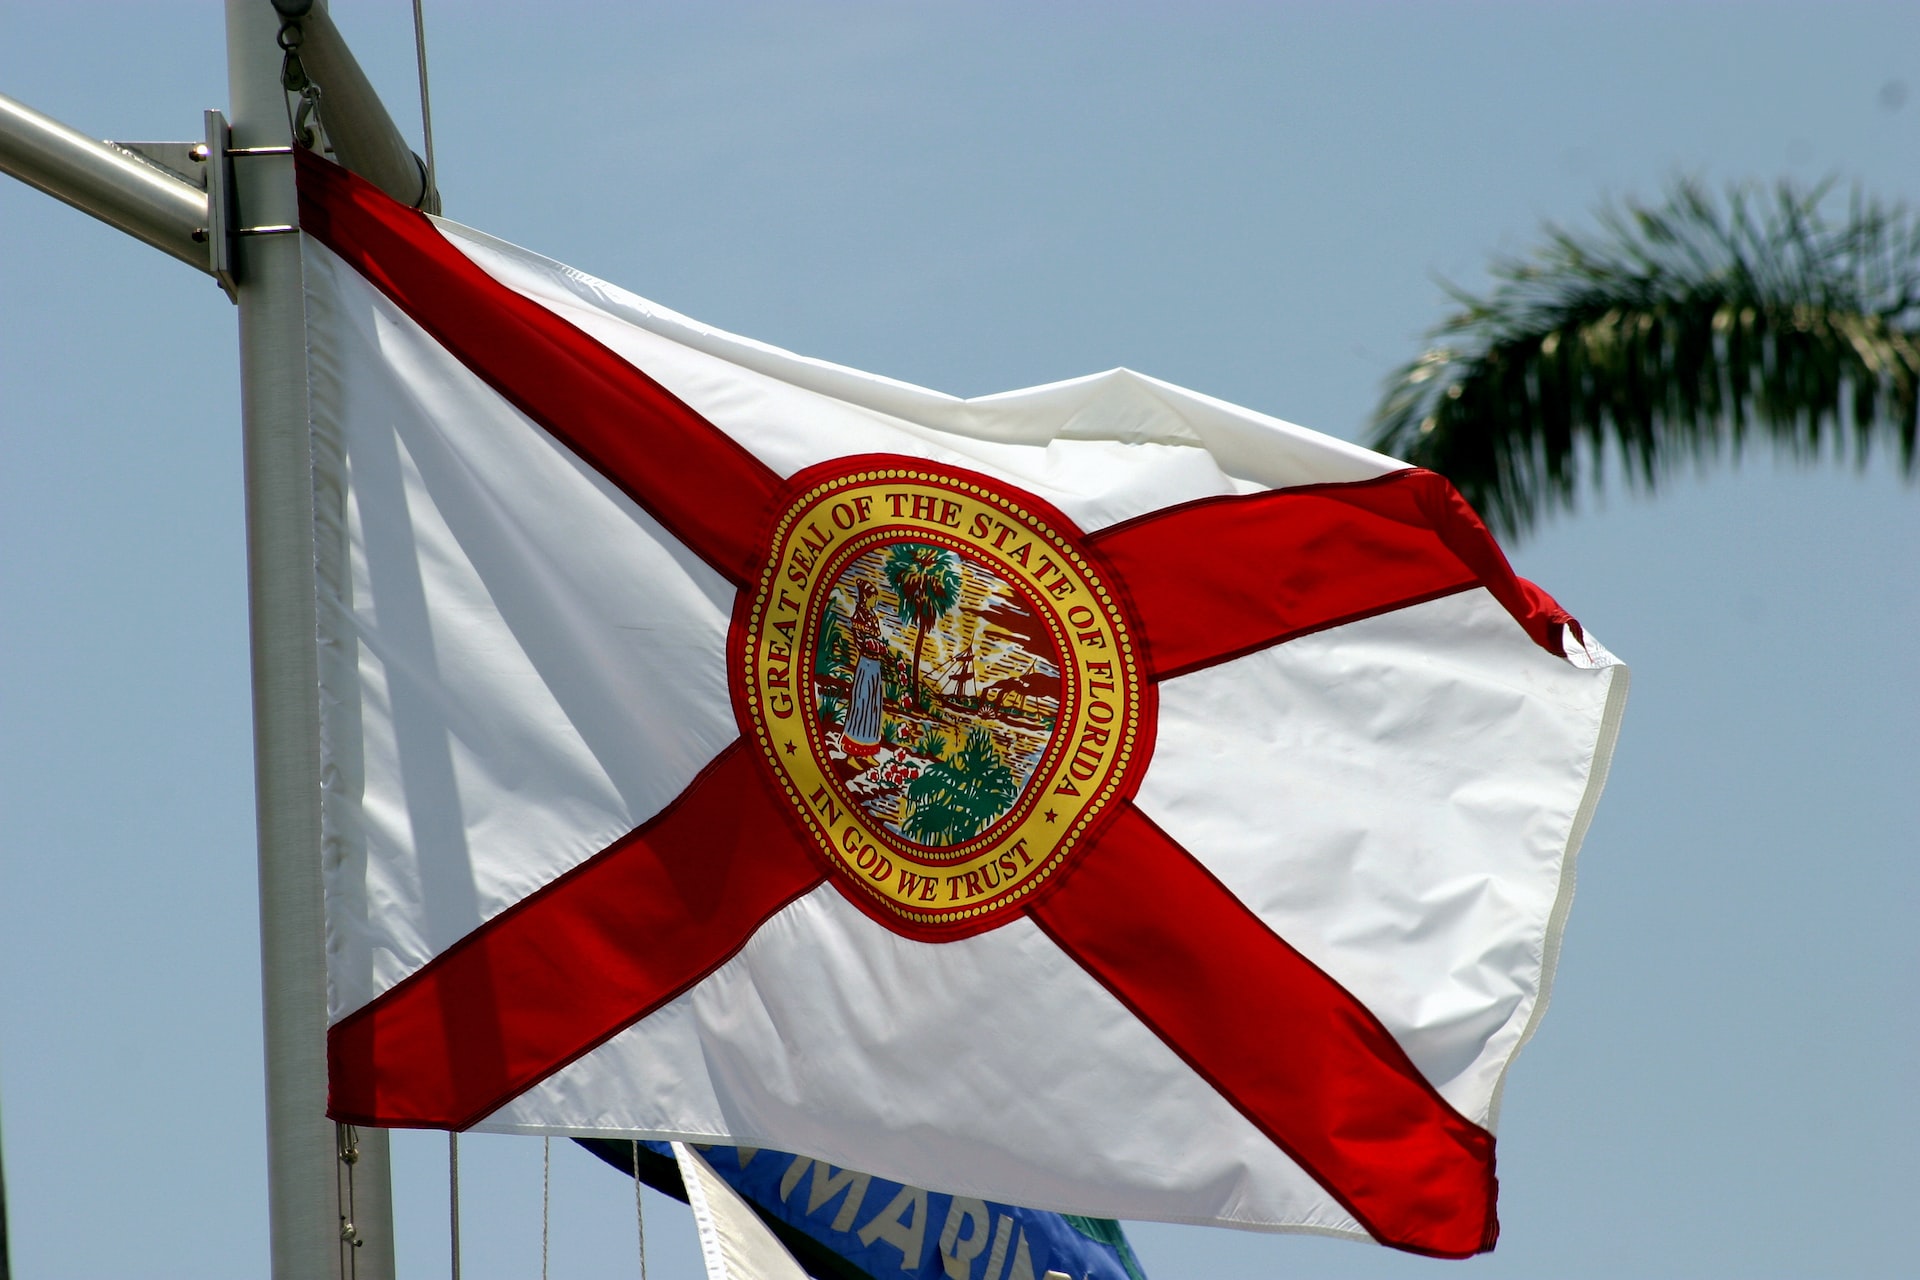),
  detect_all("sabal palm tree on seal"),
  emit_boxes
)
[884,543,962,708]
[1369,179,1920,540]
